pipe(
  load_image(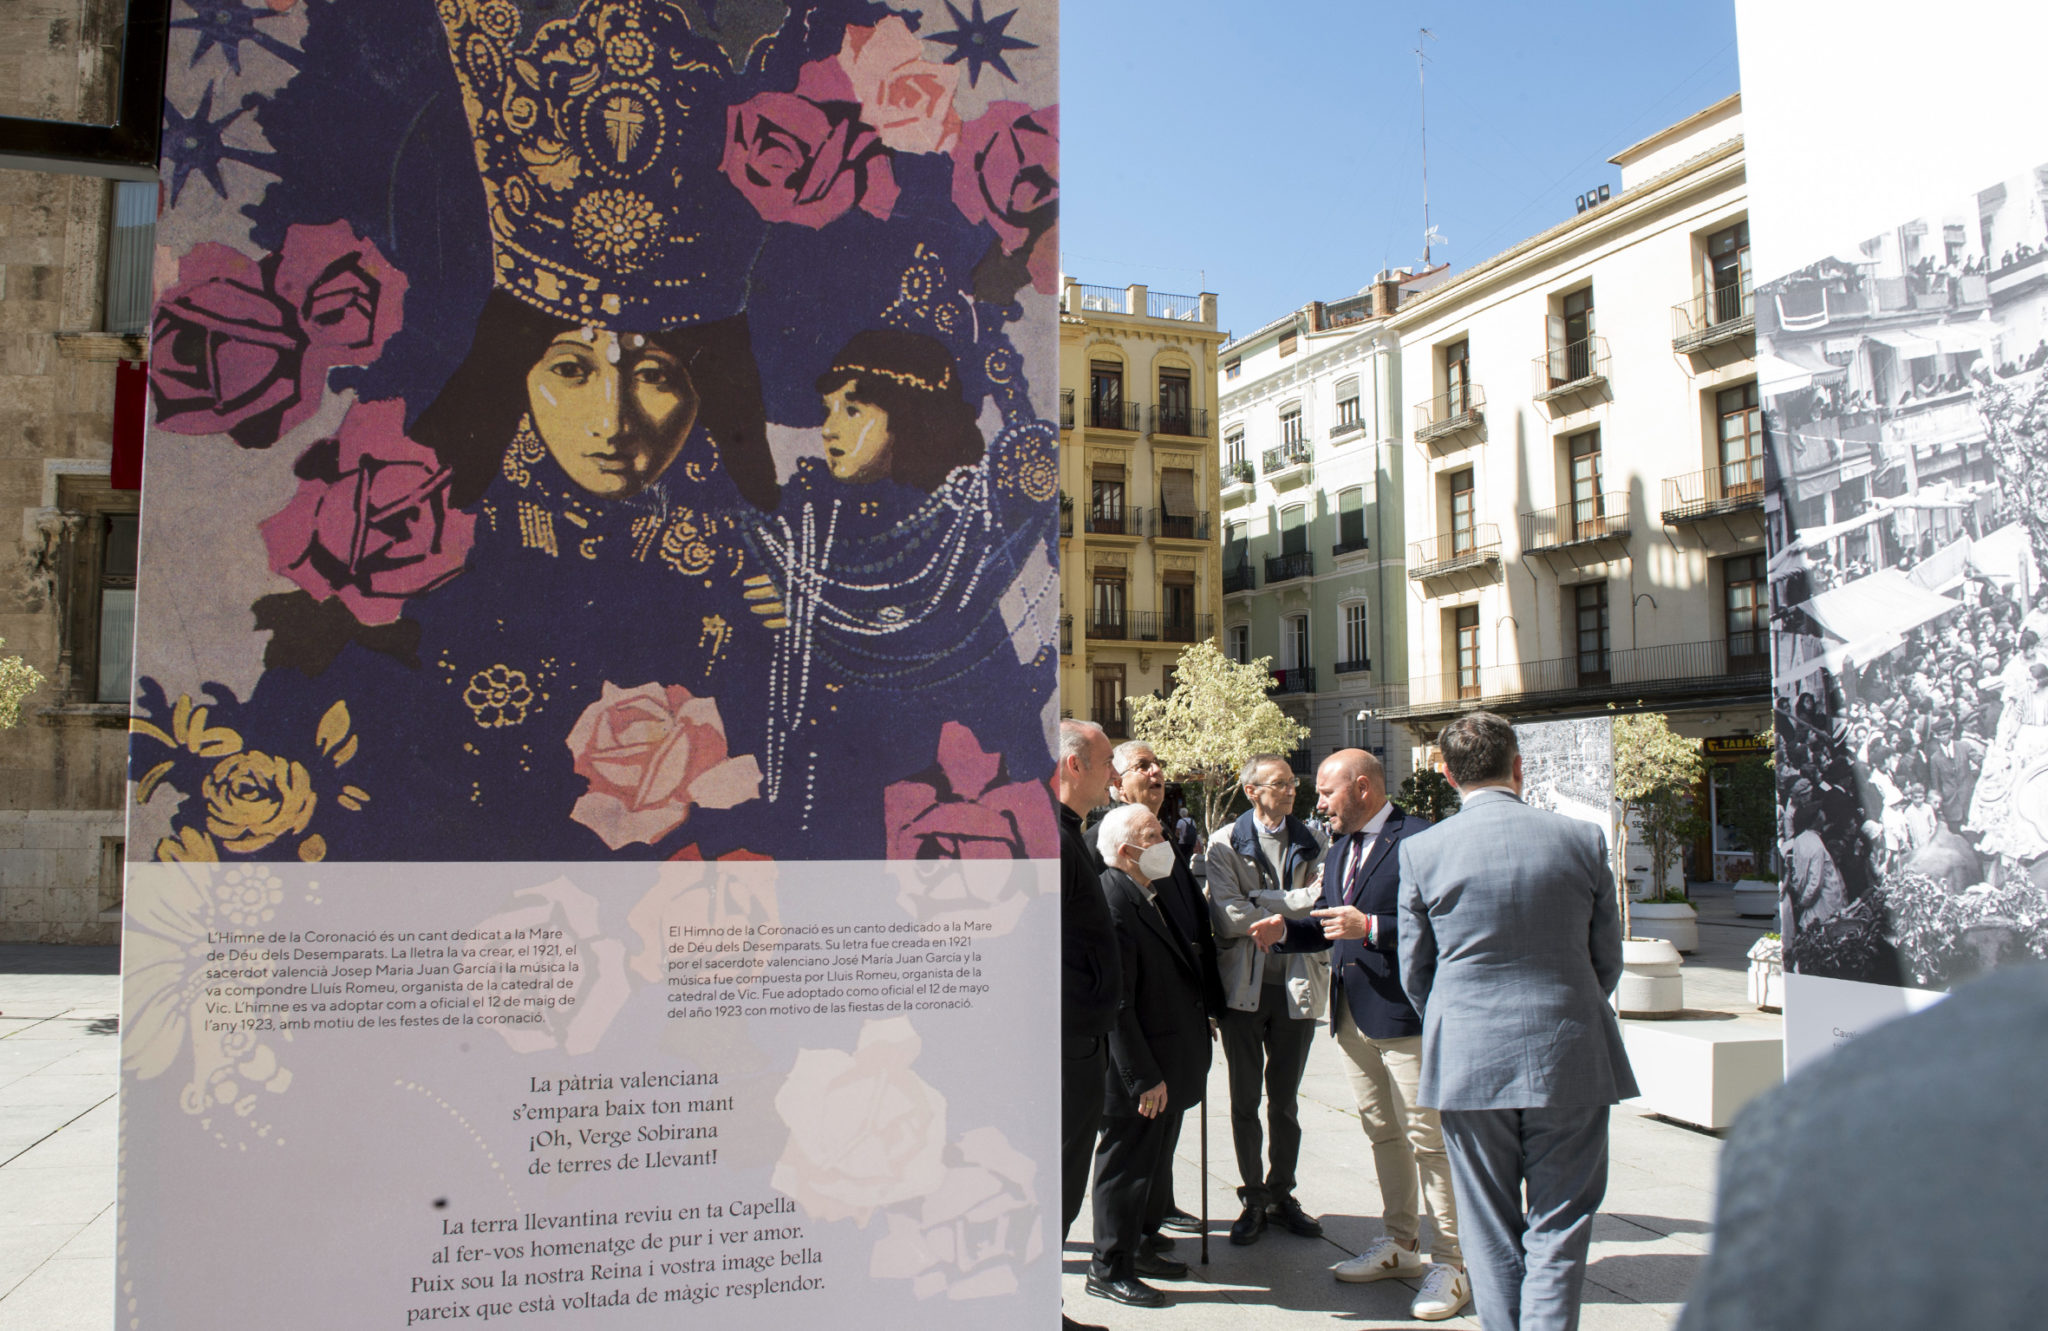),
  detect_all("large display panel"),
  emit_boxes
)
[119,2,1063,1324]
[1739,2,2048,1071]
